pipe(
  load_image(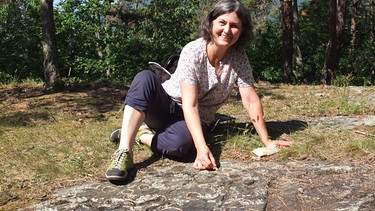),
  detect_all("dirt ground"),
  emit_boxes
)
[1,82,375,210]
